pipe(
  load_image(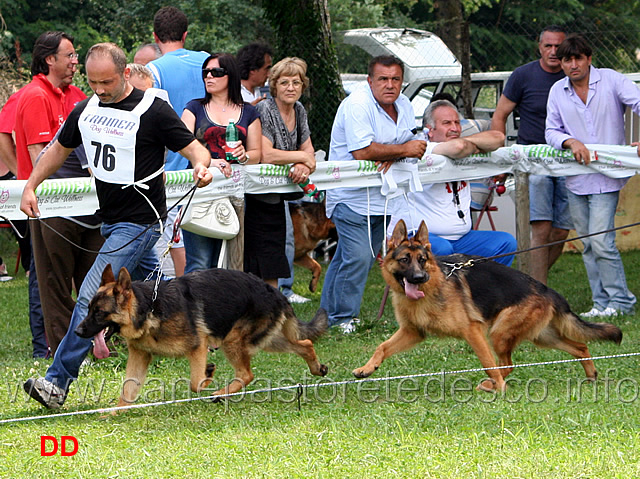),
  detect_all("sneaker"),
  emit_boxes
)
[599,307,620,318]
[337,318,360,334]
[580,307,620,319]
[288,293,311,304]
[580,307,604,319]
[23,377,66,409]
